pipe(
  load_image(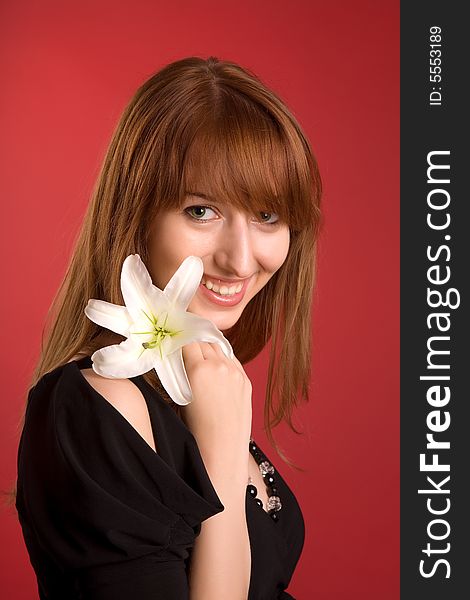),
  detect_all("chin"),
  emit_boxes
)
[187,296,244,333]
[206,313,238,333]
[190,306,240,333]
